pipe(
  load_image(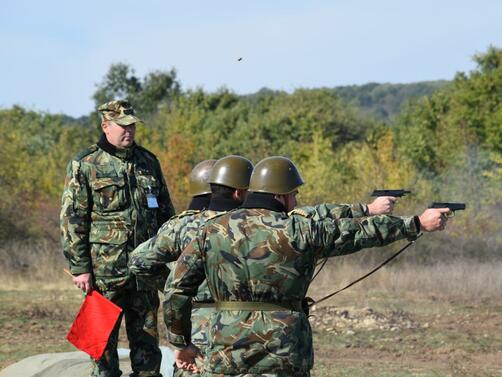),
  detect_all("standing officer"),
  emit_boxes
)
[165,156,451,377]
[129,155,254,377]
[60,100,175,377]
